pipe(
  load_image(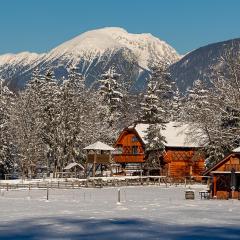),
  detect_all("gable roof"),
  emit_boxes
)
[114,126,146,147]
[64,162,85,170]
[83,141,115,151]
[130,122,206,148]
[203,152,240,175]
